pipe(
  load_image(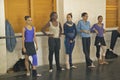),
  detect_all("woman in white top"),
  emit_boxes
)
[42,12,64,72]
